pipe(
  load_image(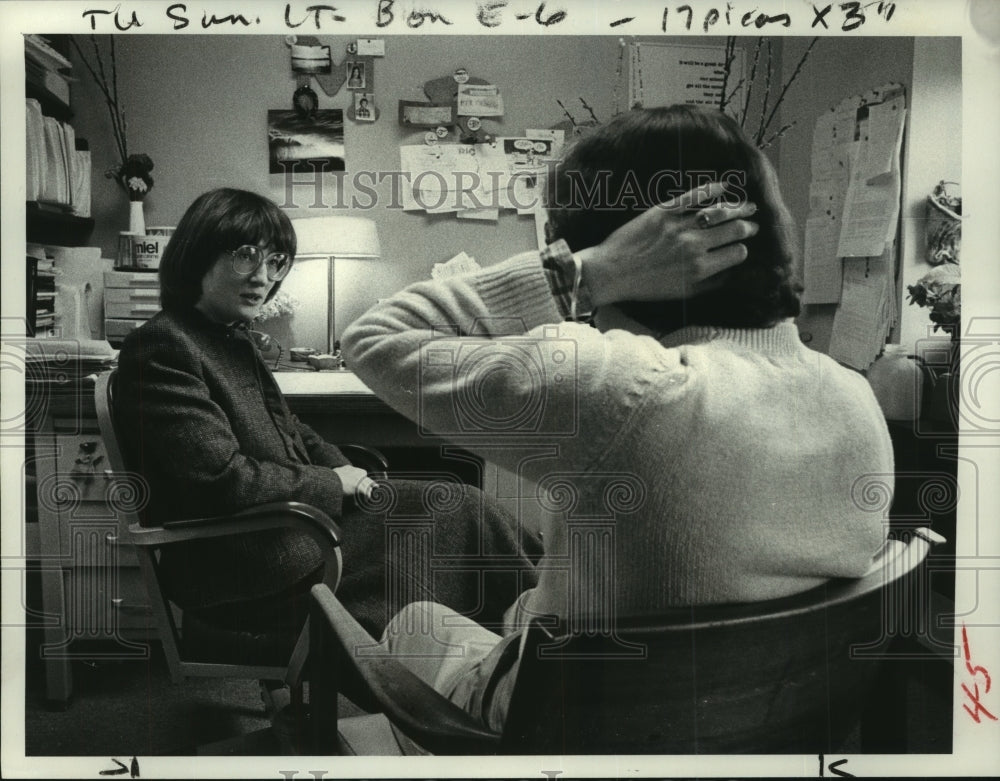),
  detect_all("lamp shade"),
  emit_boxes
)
[291,215,381,259]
